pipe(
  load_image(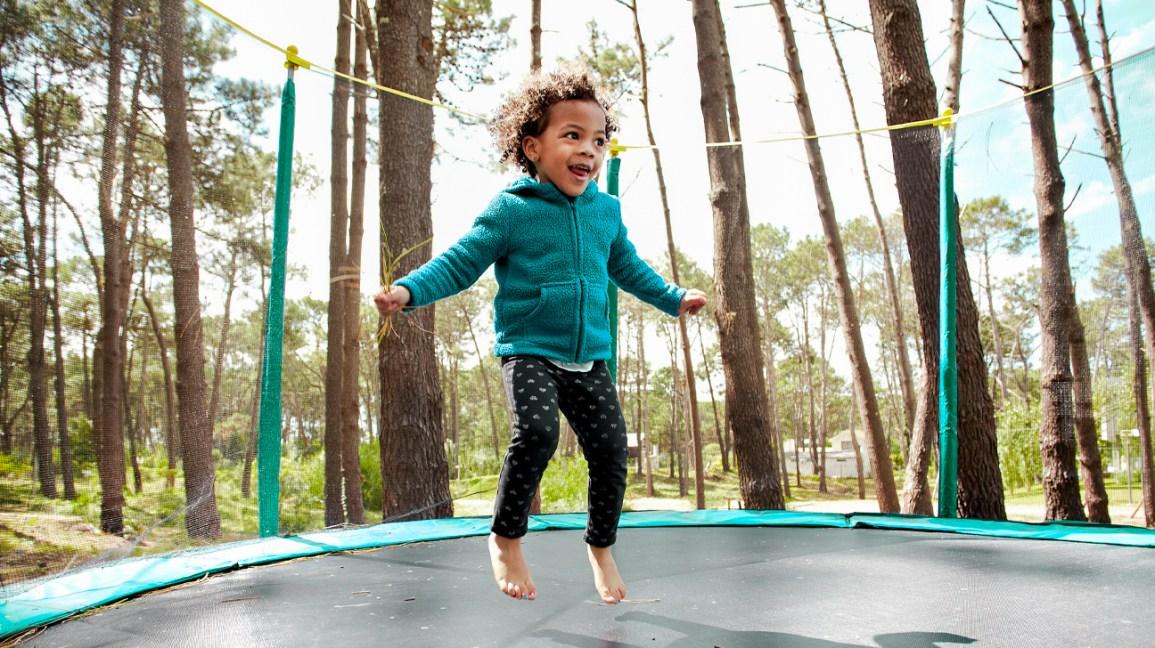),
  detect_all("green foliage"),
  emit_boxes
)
[360,439,383,515]
[538,457,590,513]
[997,402,1042,493]
[68,415,97,467]
[278,452,325,534]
